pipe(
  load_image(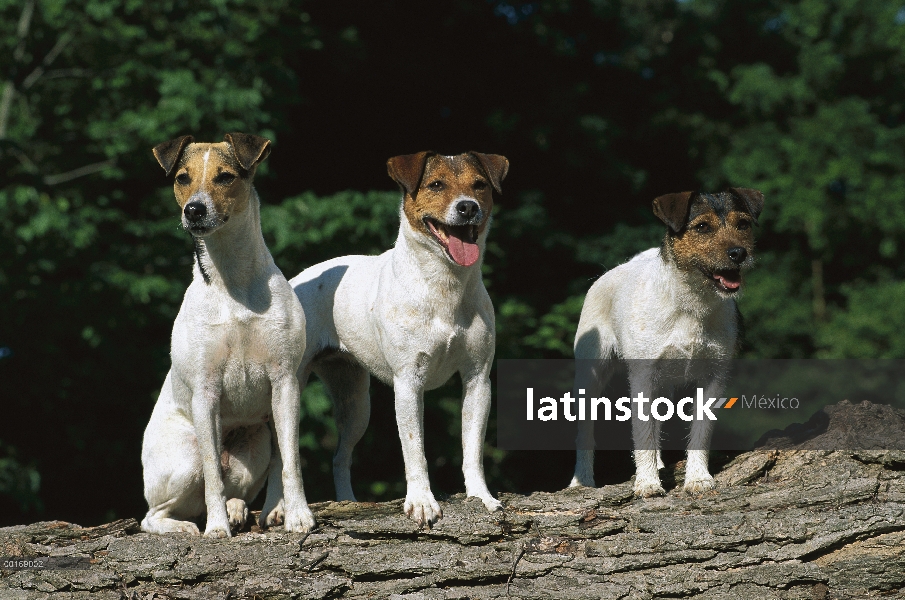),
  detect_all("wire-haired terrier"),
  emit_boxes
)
[570,188,764,496]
